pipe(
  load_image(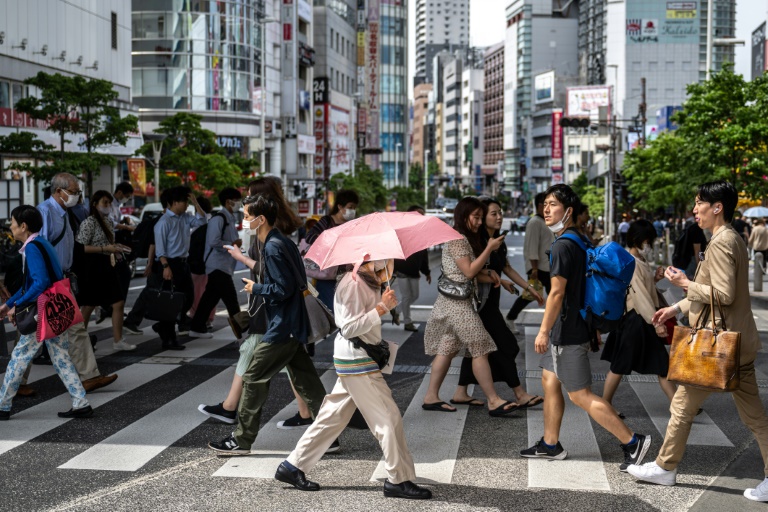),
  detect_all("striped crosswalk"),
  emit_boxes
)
[0,318,760,495]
